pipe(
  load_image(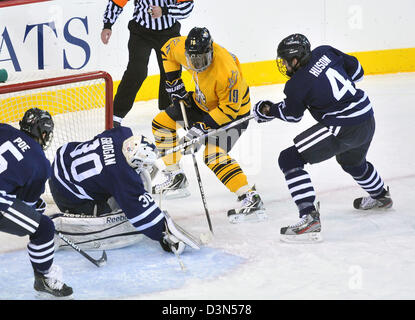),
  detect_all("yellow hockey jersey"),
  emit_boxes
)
[161,36,251,128]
